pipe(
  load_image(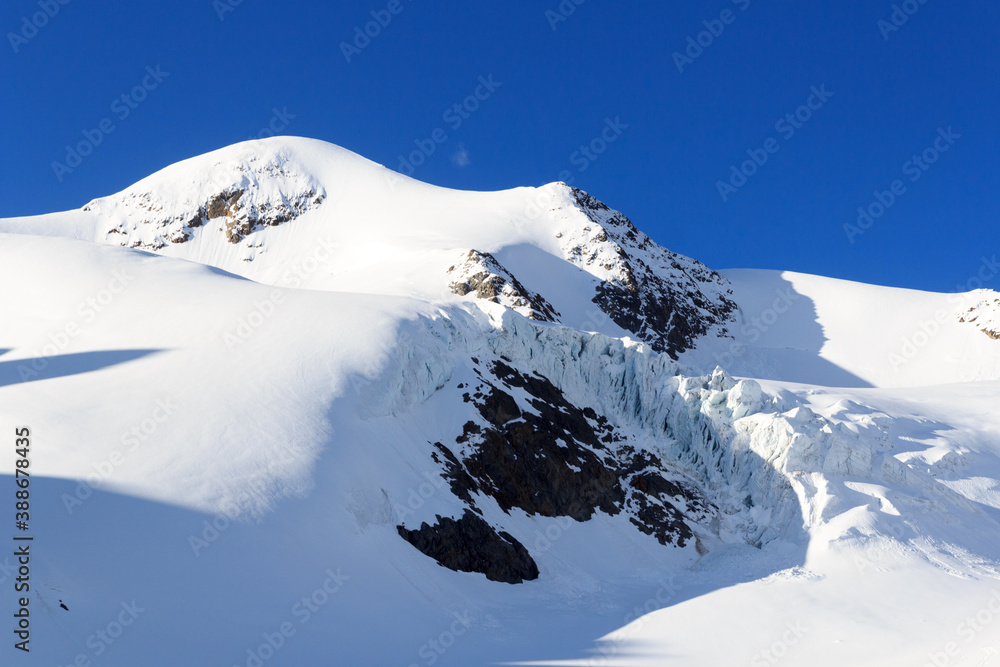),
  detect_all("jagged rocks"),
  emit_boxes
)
[624,459,699,548]
[448,250,560,322]
[959,295,1000,340]
[397,510,539,584]
[90,158,326,248]
[451,361,625,521]
[397,357,712,582]
[205,189,243,220]
[444,187,737,359]
[566,186,737,358]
